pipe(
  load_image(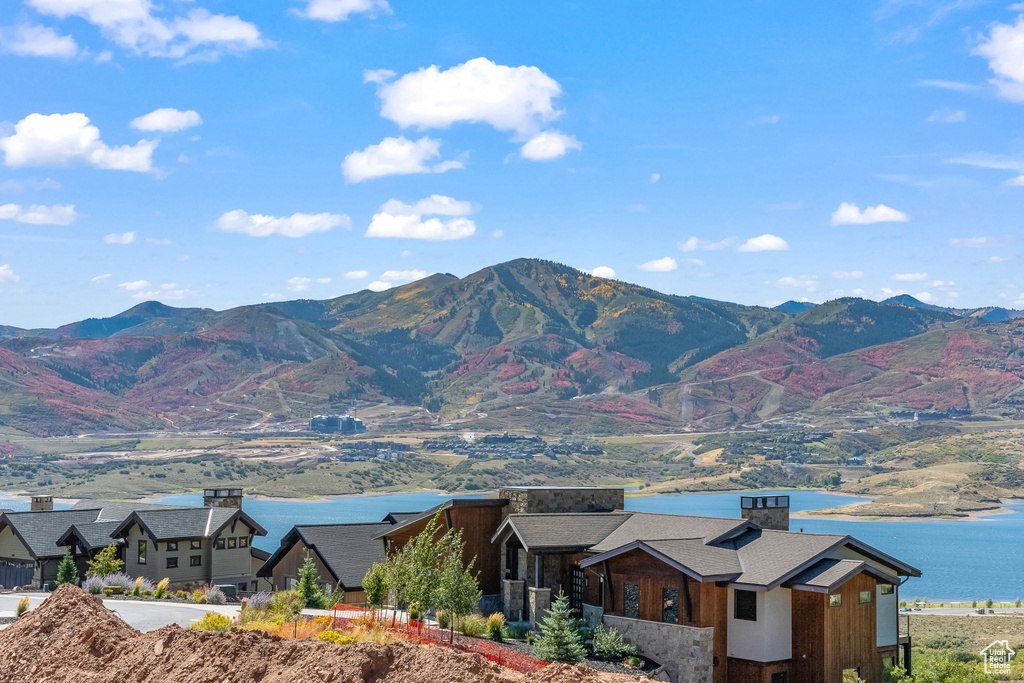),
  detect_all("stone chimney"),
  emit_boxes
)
[31,495,53,512]
[203,488,243,509]
[741,495,789,531]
